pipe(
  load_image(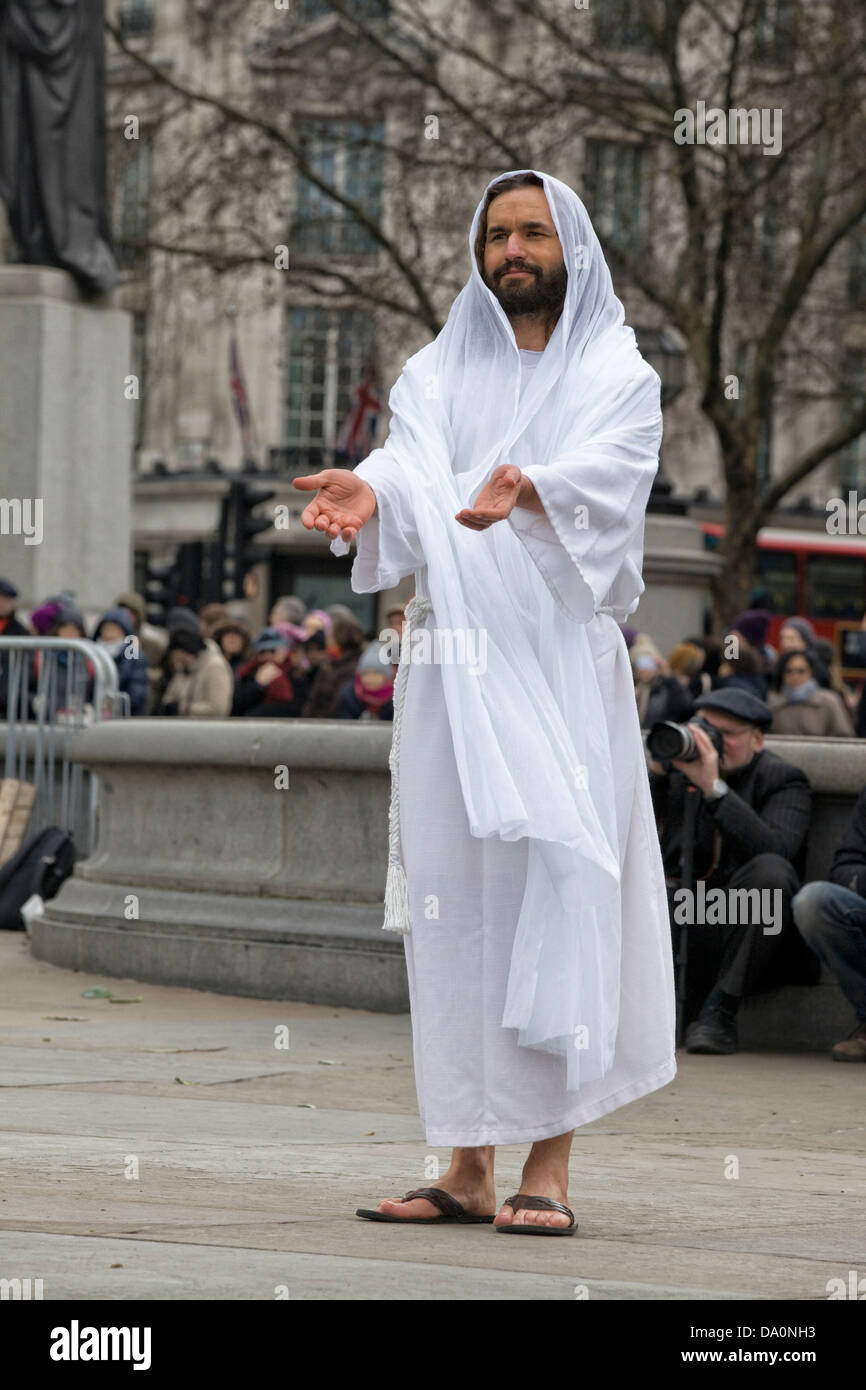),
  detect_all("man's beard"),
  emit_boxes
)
[484,260,567,317]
